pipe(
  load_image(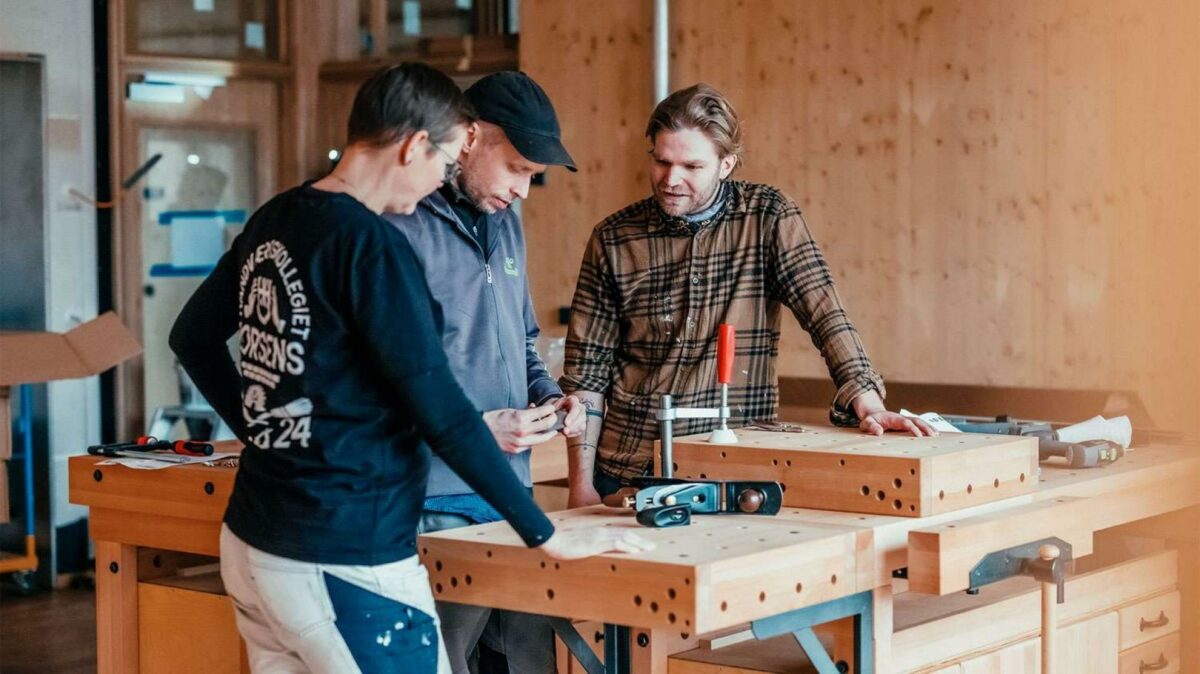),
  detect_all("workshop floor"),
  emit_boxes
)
[0,582,96,673]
